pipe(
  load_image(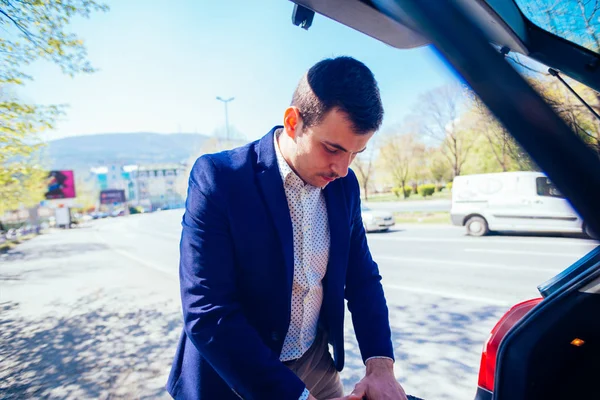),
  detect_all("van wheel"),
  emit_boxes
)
[466,216,489,237]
